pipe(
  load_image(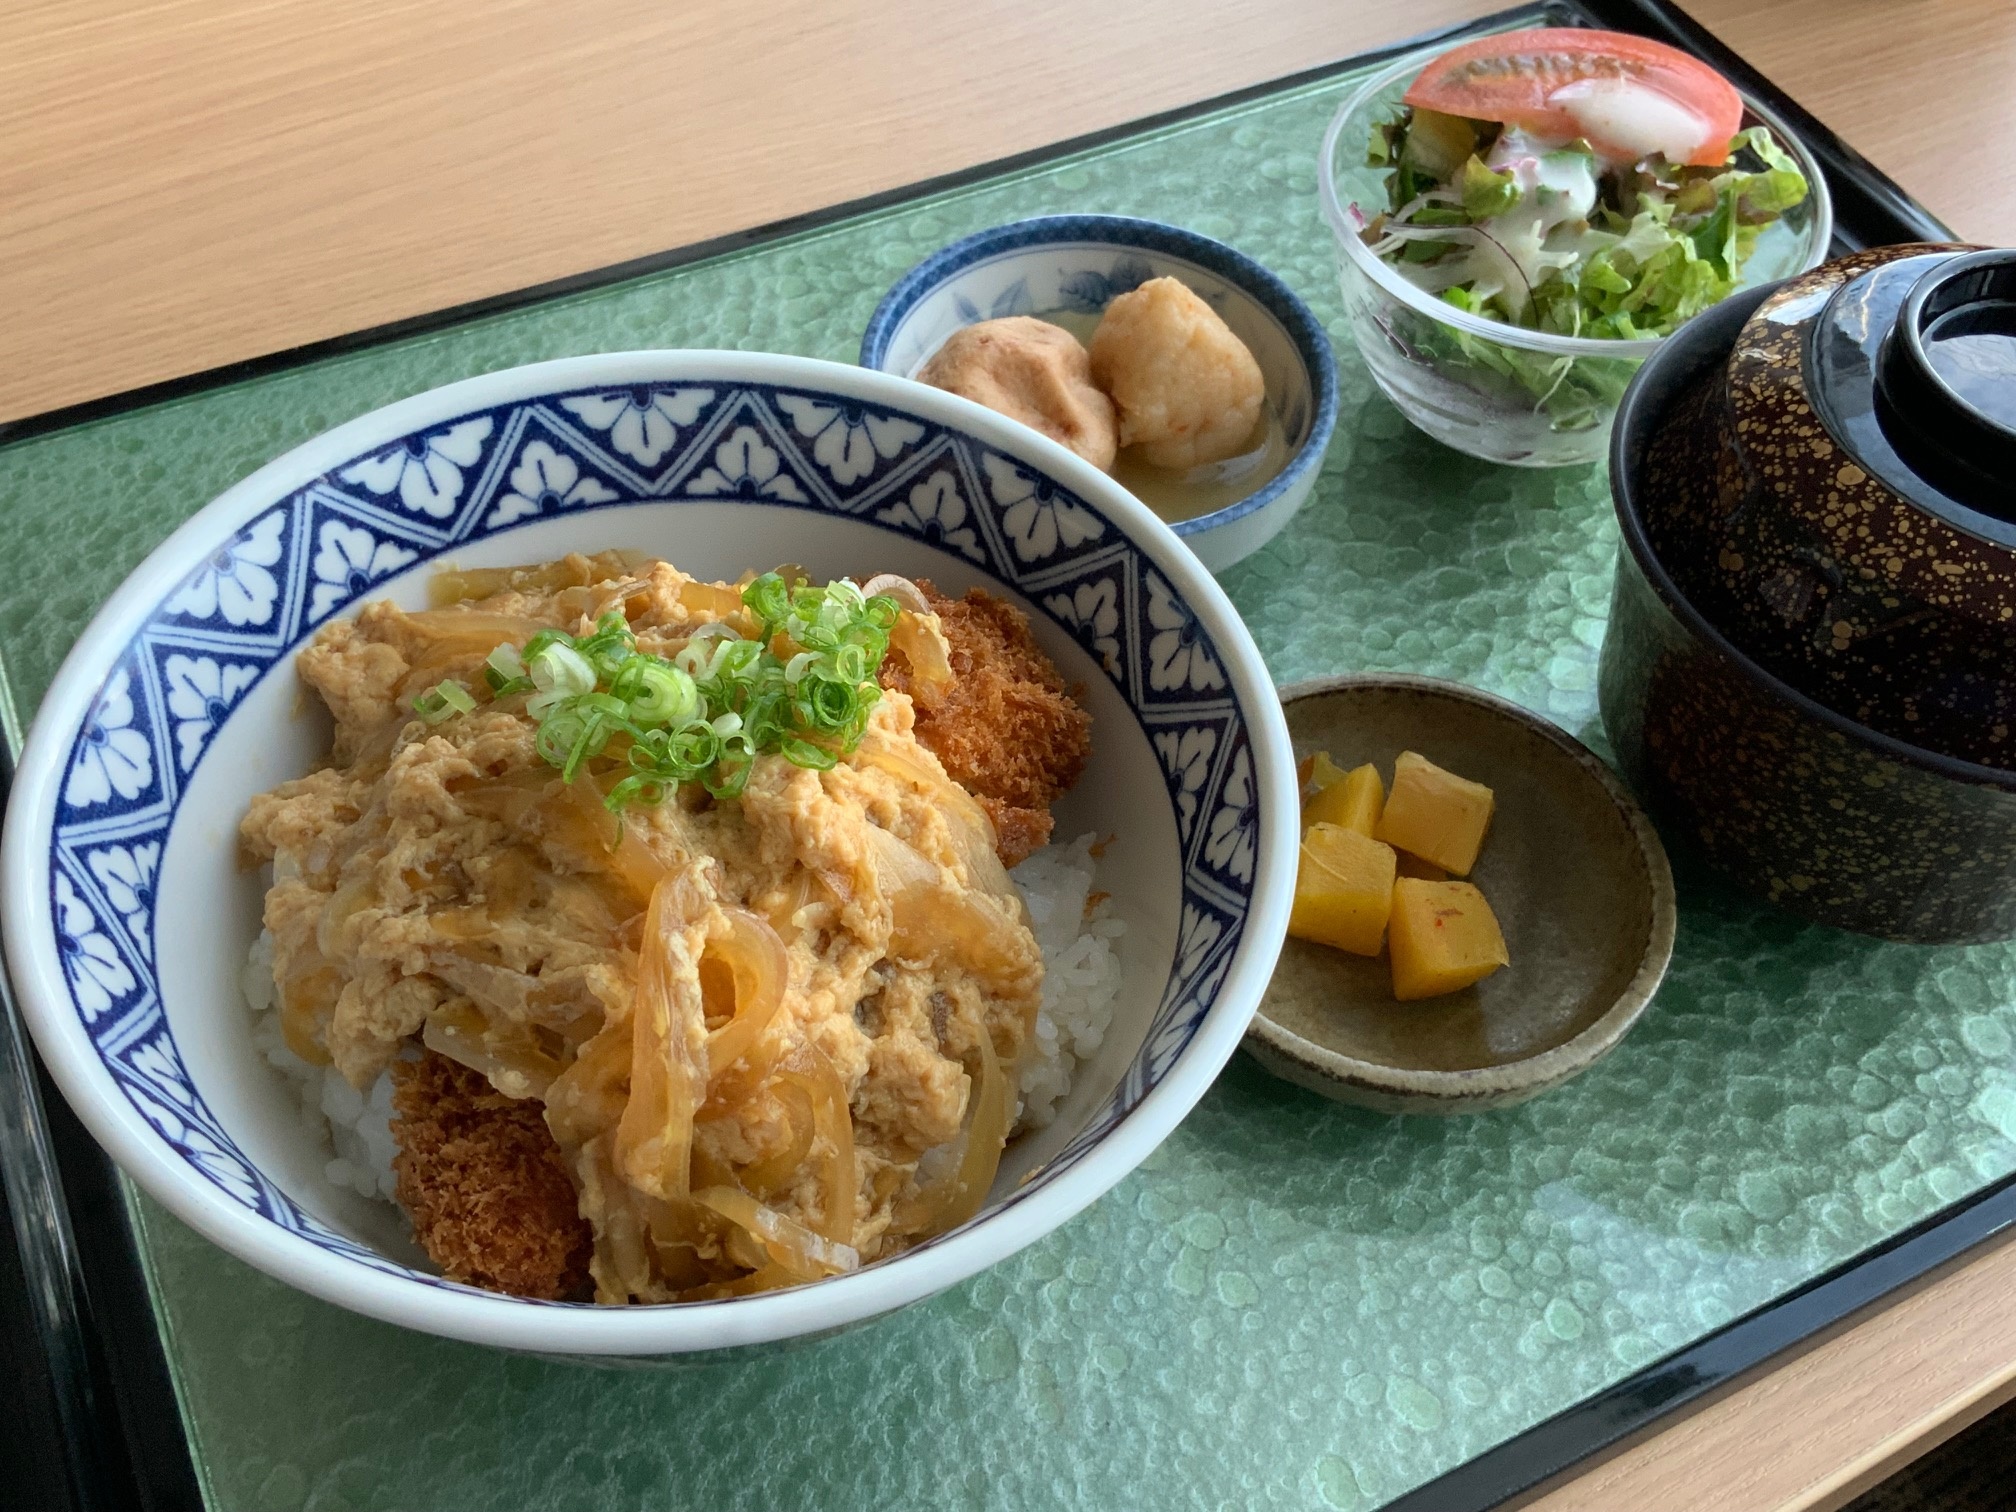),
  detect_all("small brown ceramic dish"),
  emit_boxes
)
[1639,242,2016,770]
[1603,281,2016,943]
[1245,676,1676,1115]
